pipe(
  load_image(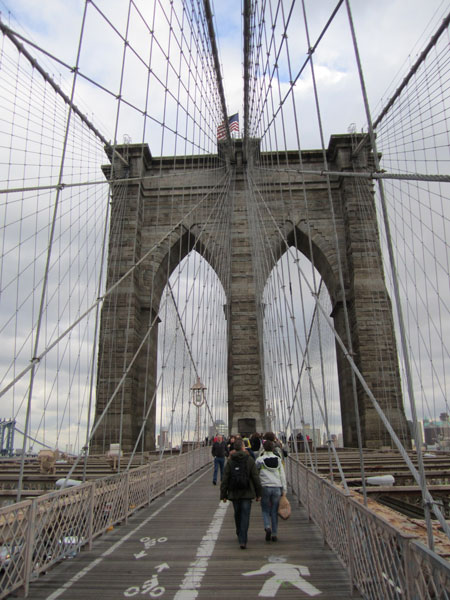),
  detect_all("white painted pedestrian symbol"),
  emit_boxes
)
[243,558,322,597]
